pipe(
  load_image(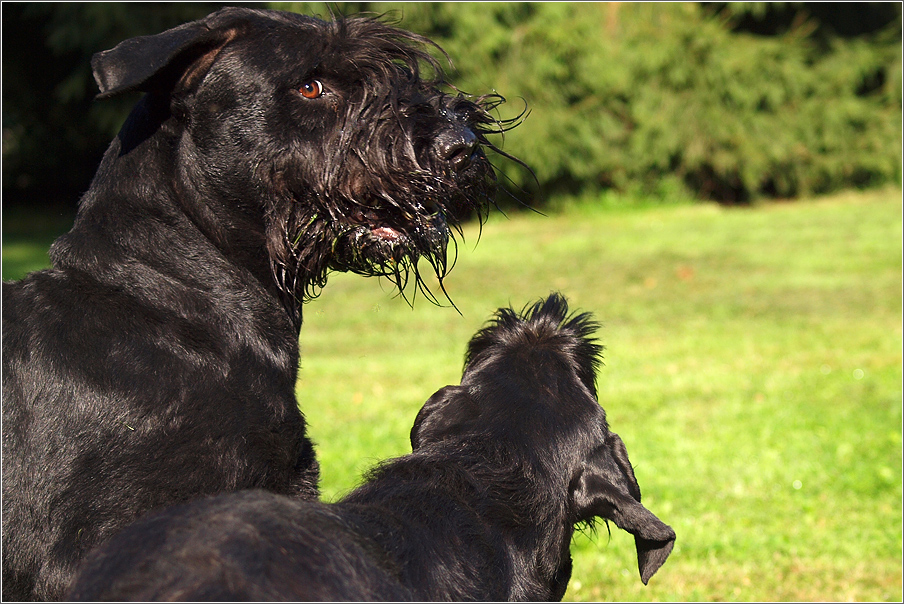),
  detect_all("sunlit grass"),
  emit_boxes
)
[300,188,902,601]
[3,188,901,601]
